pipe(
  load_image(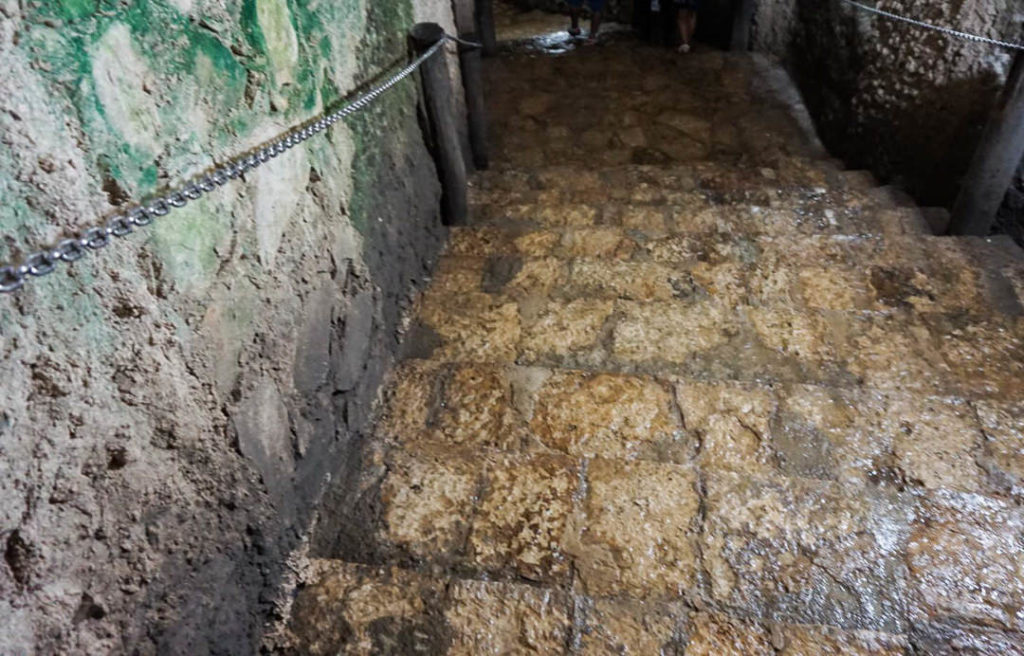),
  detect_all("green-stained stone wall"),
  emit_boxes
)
[0,0,453,653]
